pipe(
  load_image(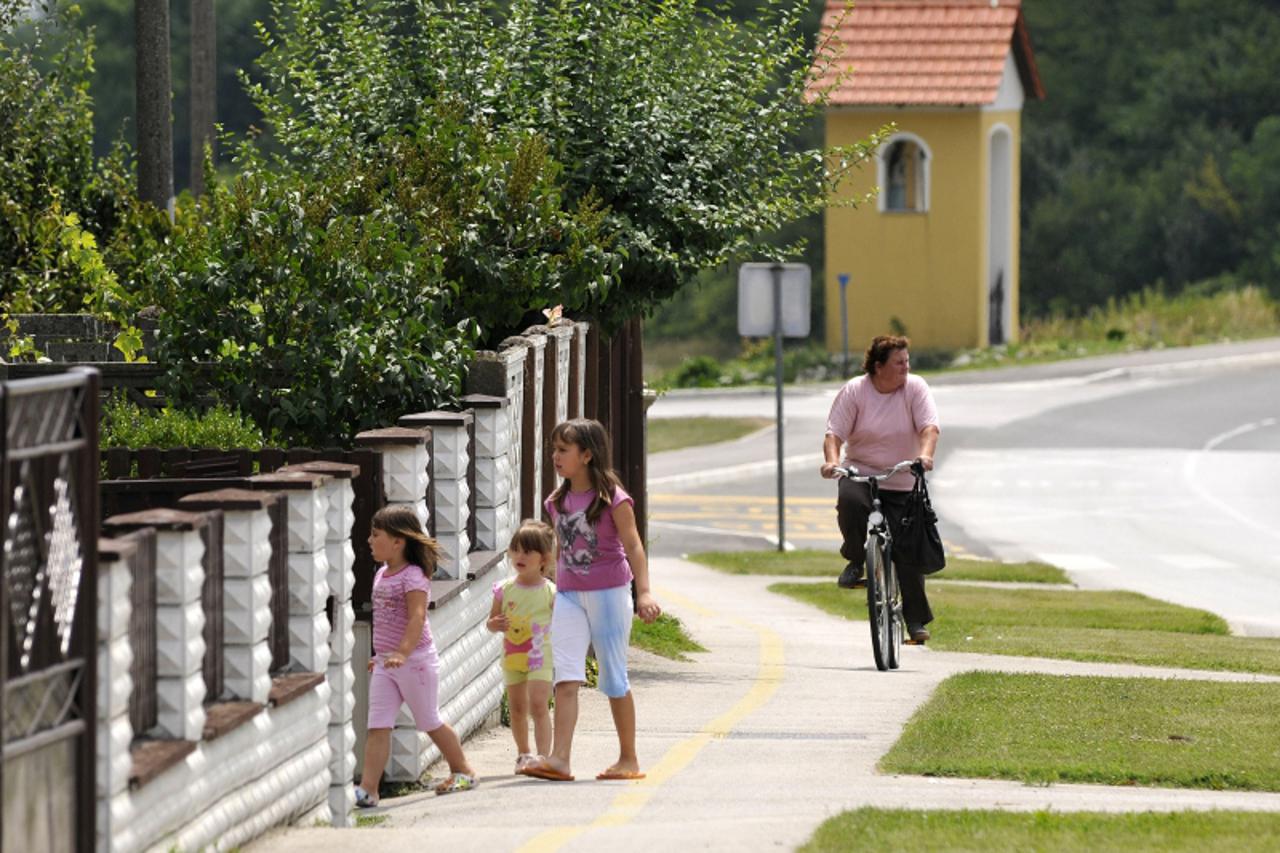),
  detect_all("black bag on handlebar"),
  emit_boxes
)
[896,463,946,575]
